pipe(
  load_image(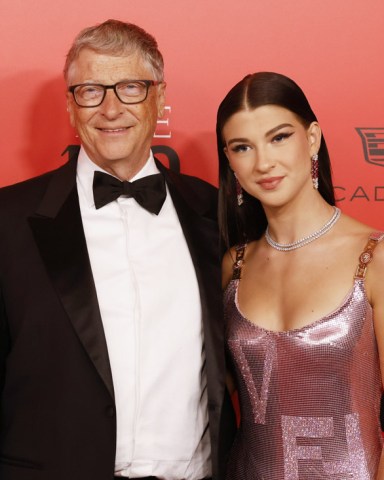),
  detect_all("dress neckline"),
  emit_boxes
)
[231,278,368,335]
